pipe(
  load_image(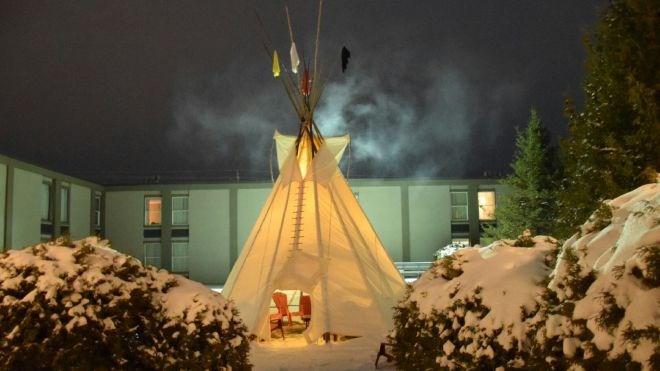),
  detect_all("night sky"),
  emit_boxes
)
[0,1,603,185]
